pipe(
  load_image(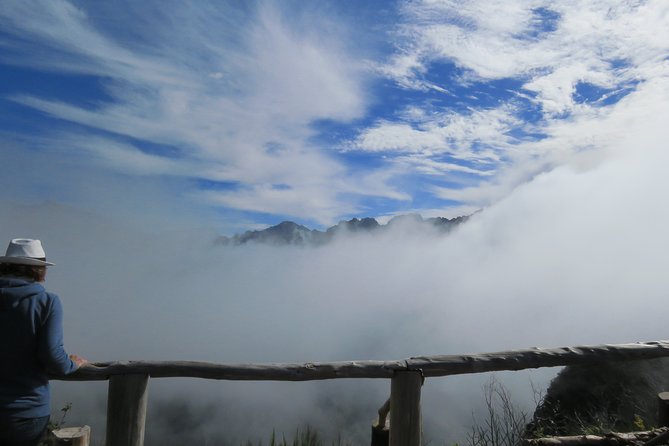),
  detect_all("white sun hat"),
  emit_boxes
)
[0,238,55,266]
